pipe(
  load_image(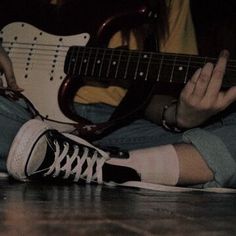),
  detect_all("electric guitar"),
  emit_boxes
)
[1,18,236,139]
[0,1,152,128]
